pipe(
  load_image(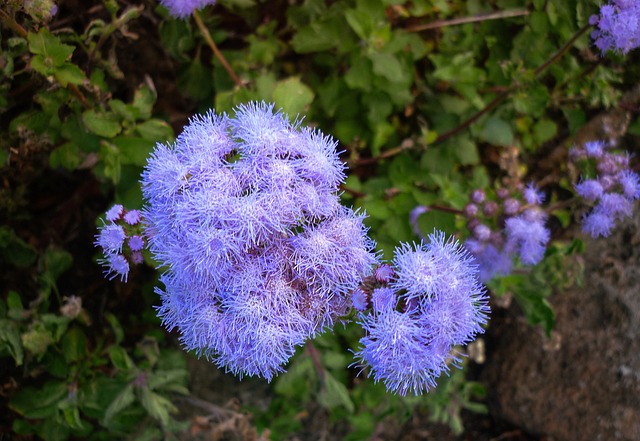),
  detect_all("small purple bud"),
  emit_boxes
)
[464,203,478,218]
[128,235,144,251]
[482,201,498,217]
[103,254,129,282]
[584,141,605,158]
[473,224,491,242]
[374,264,395,284]
[106,204,124,222]
[130,251,144,265]
[124,209,142,225]
[597,156,618,175]
[589,14,599,26]
[352,288,369,311]
[503,198,520,216]
[496,188,510,199]
[470,189,486,204]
